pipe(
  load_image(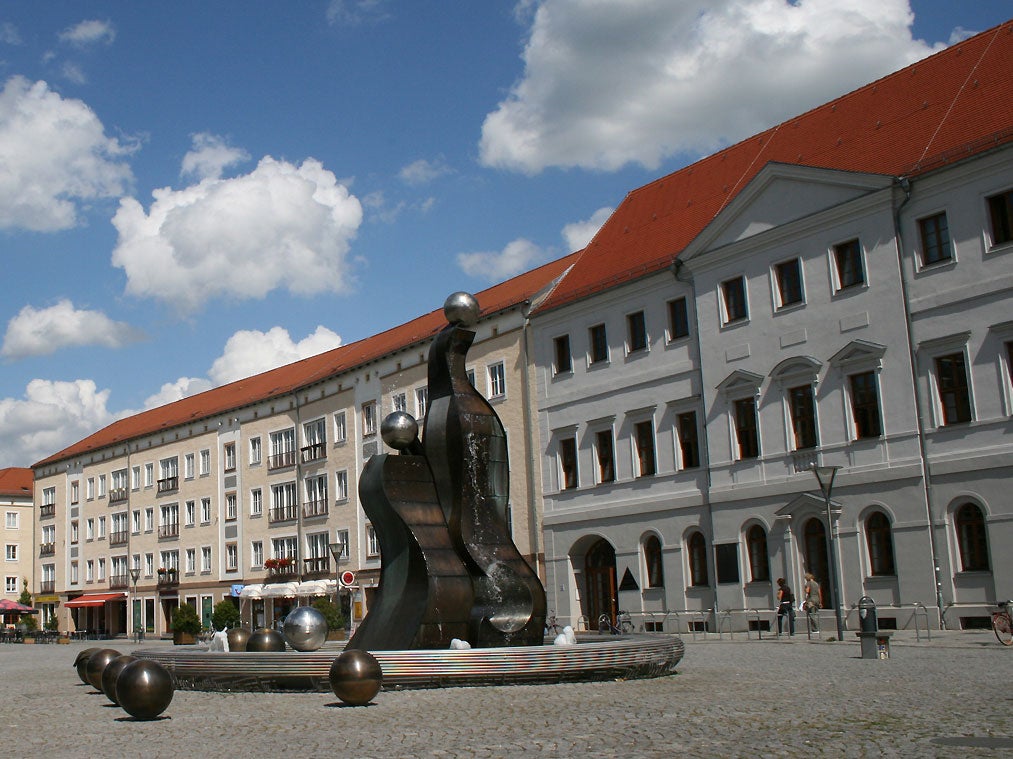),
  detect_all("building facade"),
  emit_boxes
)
[1,468,35,617]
